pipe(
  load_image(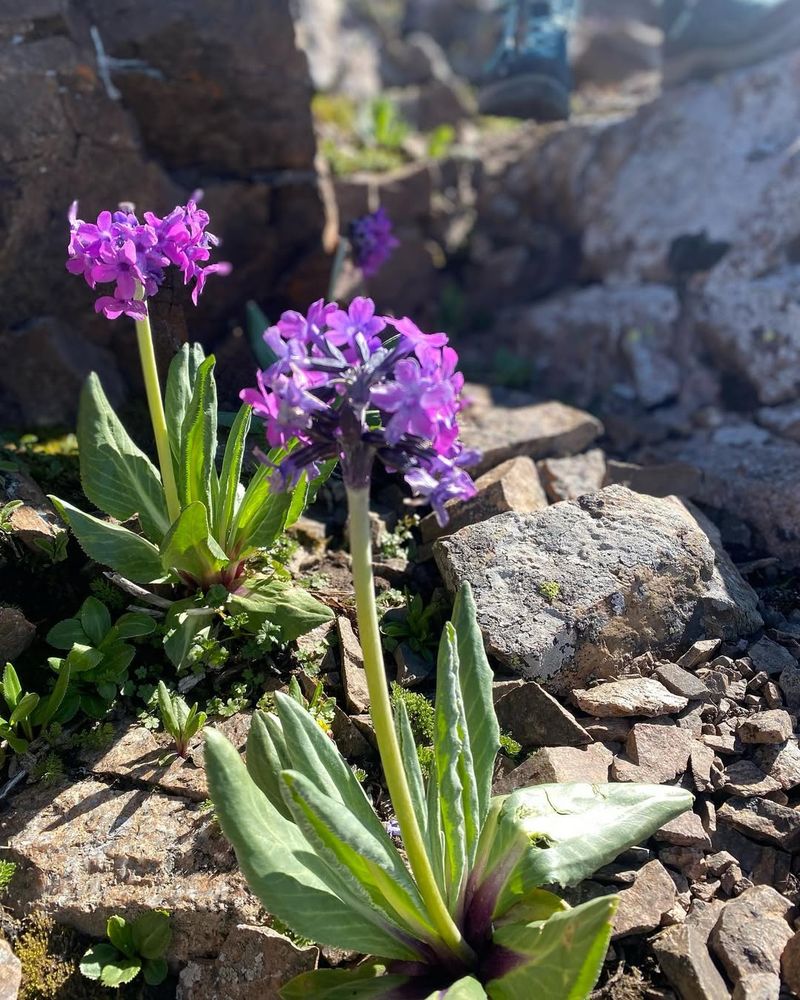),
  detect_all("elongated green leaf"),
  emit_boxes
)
[281,770,436,942]
[473,783,692,922]
[395,700,428,841]
[429,977,488,999]
[434,622,479,911]
[80,597,112,646]
[51,497,164,583]
[160,501,228,584]
[143,957,168,986]
[77,373,169,540]
[9,691,38,725]
[106,915,136,958]
[65,644,104,674]
[215,404,252,543]
[179,355,218,514]
[425,766,445,896]
[246,300,279,370]
[486,896,617,1000]
[165,343,206,471]
[230,580,333,642]
[229,468,294,557]
[31,659,71,729]
[114,612,157,640]
[131,909,171,960]
[163,600,216,669]
[451,584,499,827]
[280,965,412,1000]
[204,729,421,959]
[246,710,294,819]
[2,663,21,710]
